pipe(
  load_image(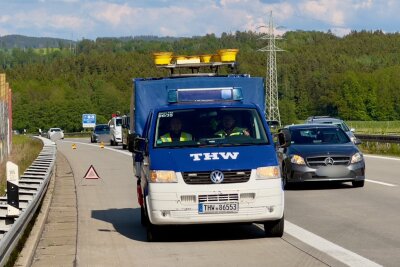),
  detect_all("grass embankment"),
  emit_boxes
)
[348,121,400,134]
[358,142,400,158]
[0,135,43,195]
[346,121,400,157]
